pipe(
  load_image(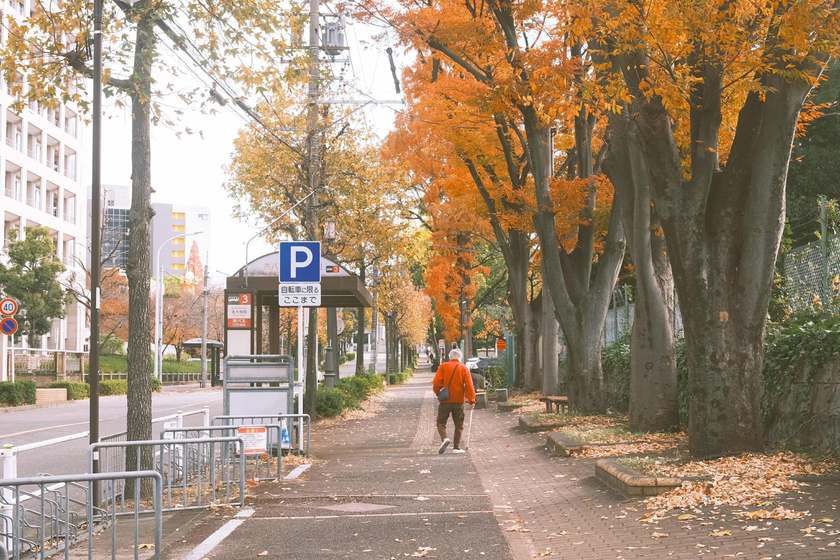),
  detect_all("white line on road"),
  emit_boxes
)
[0,396,220,439]
[284,463,311,479]
[184,509,254,560]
